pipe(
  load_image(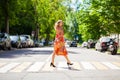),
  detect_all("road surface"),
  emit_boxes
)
[0,47,120,80]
